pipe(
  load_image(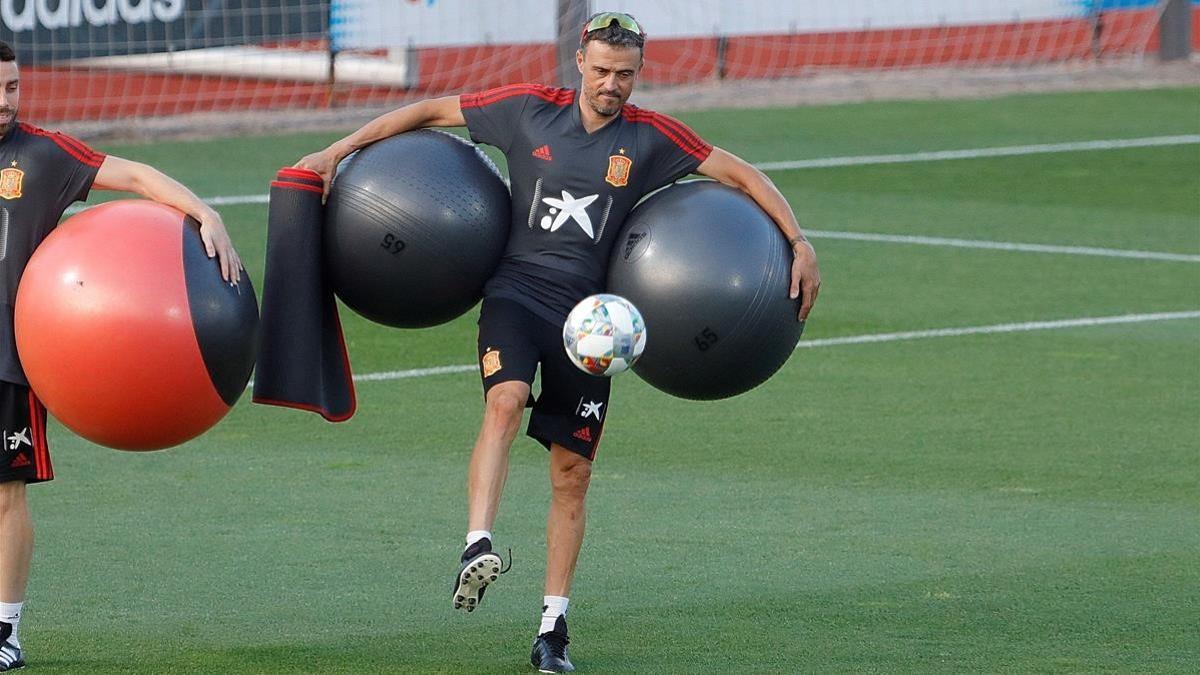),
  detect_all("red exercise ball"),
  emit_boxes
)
[14,200,258,451]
